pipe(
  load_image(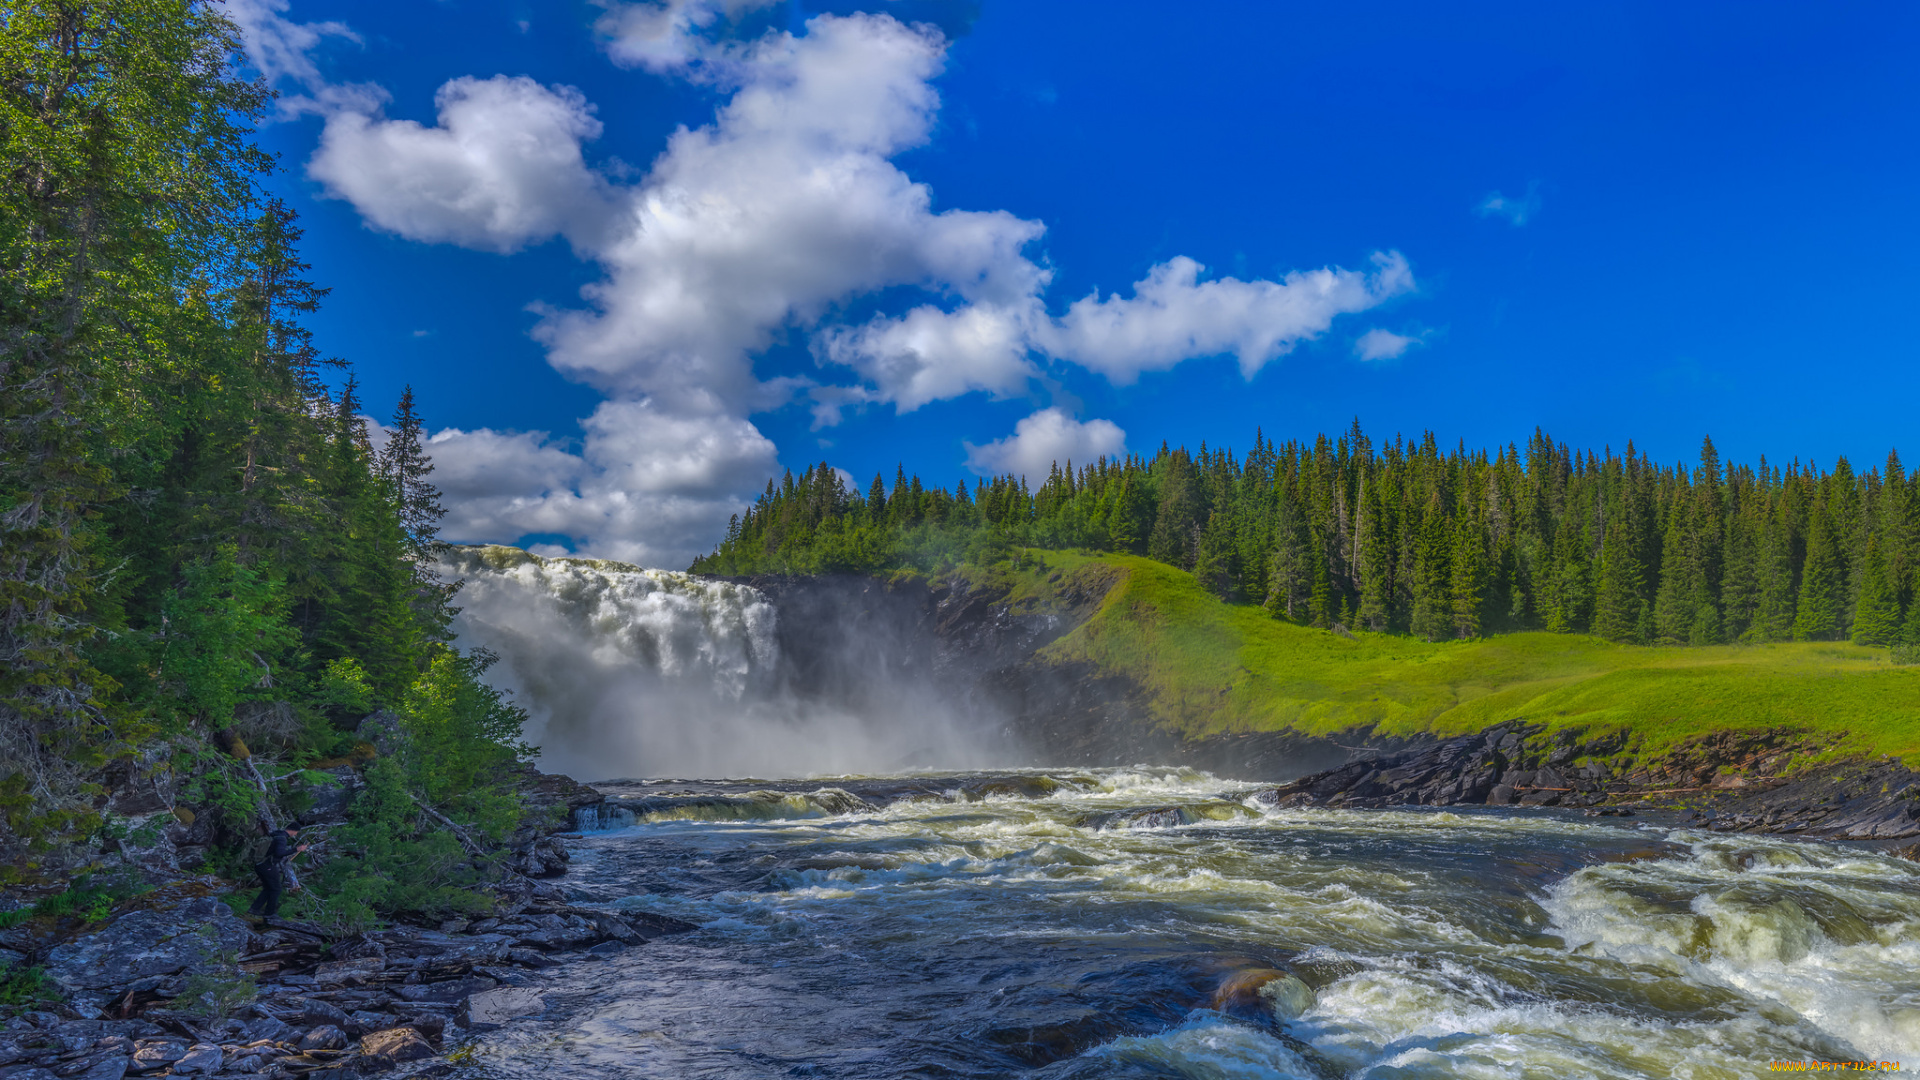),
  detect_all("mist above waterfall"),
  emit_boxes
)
[440,546,1013,780]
